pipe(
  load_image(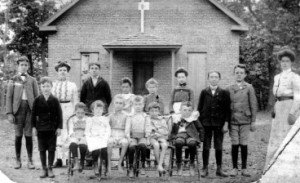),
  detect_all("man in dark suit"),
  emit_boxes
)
[6,56,39,169]
[80,62,112,112]
[197,71,231,177]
